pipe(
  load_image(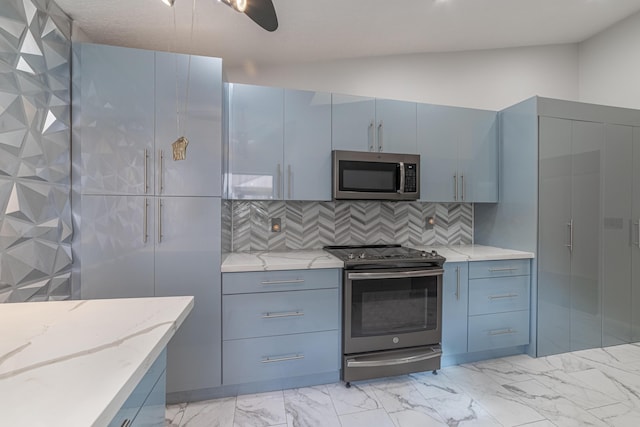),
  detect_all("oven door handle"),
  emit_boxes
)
[346,269,444,280]
[346,348,442,368]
